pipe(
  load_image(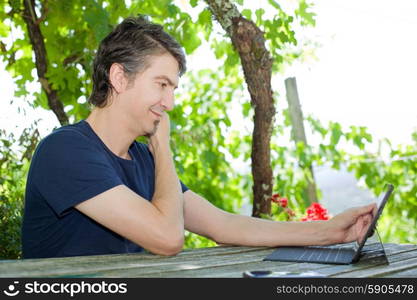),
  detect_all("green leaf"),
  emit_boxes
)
[241,9,252,20]
[197,8,212,29]
[255,8,265,24]
[242,102,251,117]
[330,122,342,145]
[33,91,49,110]
[295,0,316,26]
[267,0,281,10]
[83,2,111,43]
[213,39,229,59]
[0,21,9,37]
[167,4,178,16]
[183,25,201,54]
